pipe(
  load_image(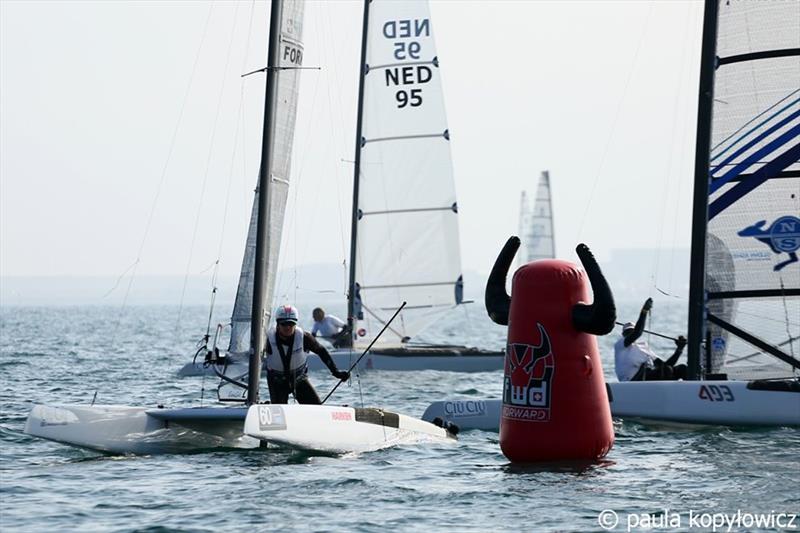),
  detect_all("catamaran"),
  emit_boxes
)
[180,0,503,378]
[25,0,457,455]
[423,0,799,429]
